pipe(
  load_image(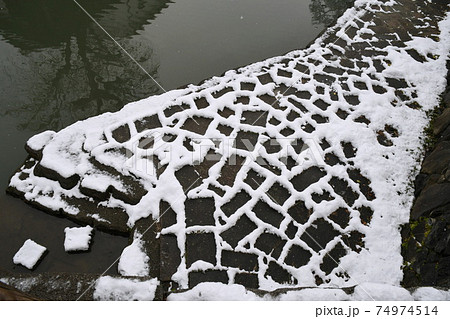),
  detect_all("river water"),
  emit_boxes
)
[0,0,353,275]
